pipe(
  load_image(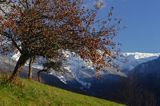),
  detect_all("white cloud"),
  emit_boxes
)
[95,0,106,9]
[81,0,106,10]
